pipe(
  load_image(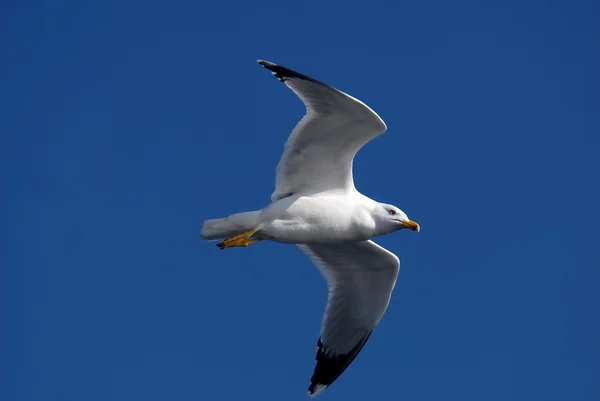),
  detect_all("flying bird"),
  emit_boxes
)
[201,60,420,397]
